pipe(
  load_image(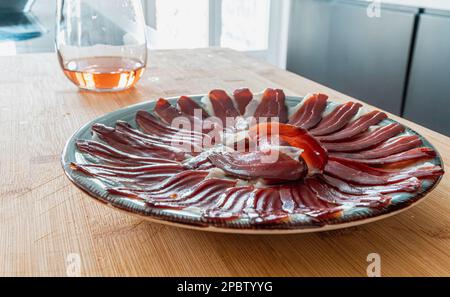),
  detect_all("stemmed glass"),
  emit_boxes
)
[56,0,147,92]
